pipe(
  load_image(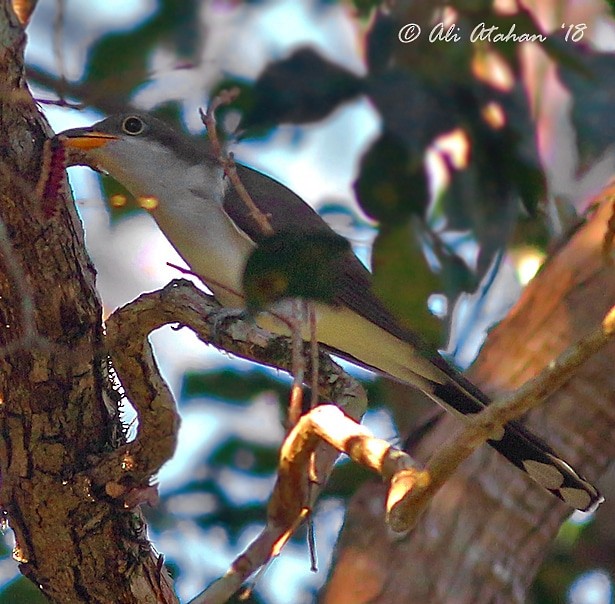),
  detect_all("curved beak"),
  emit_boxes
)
[58,127,118,150]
